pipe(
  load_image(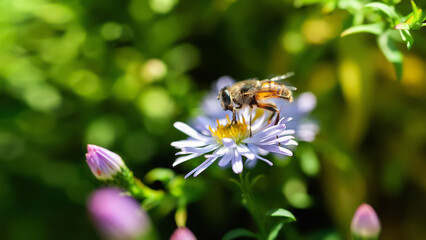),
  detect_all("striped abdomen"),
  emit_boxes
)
[256,80,293,102]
